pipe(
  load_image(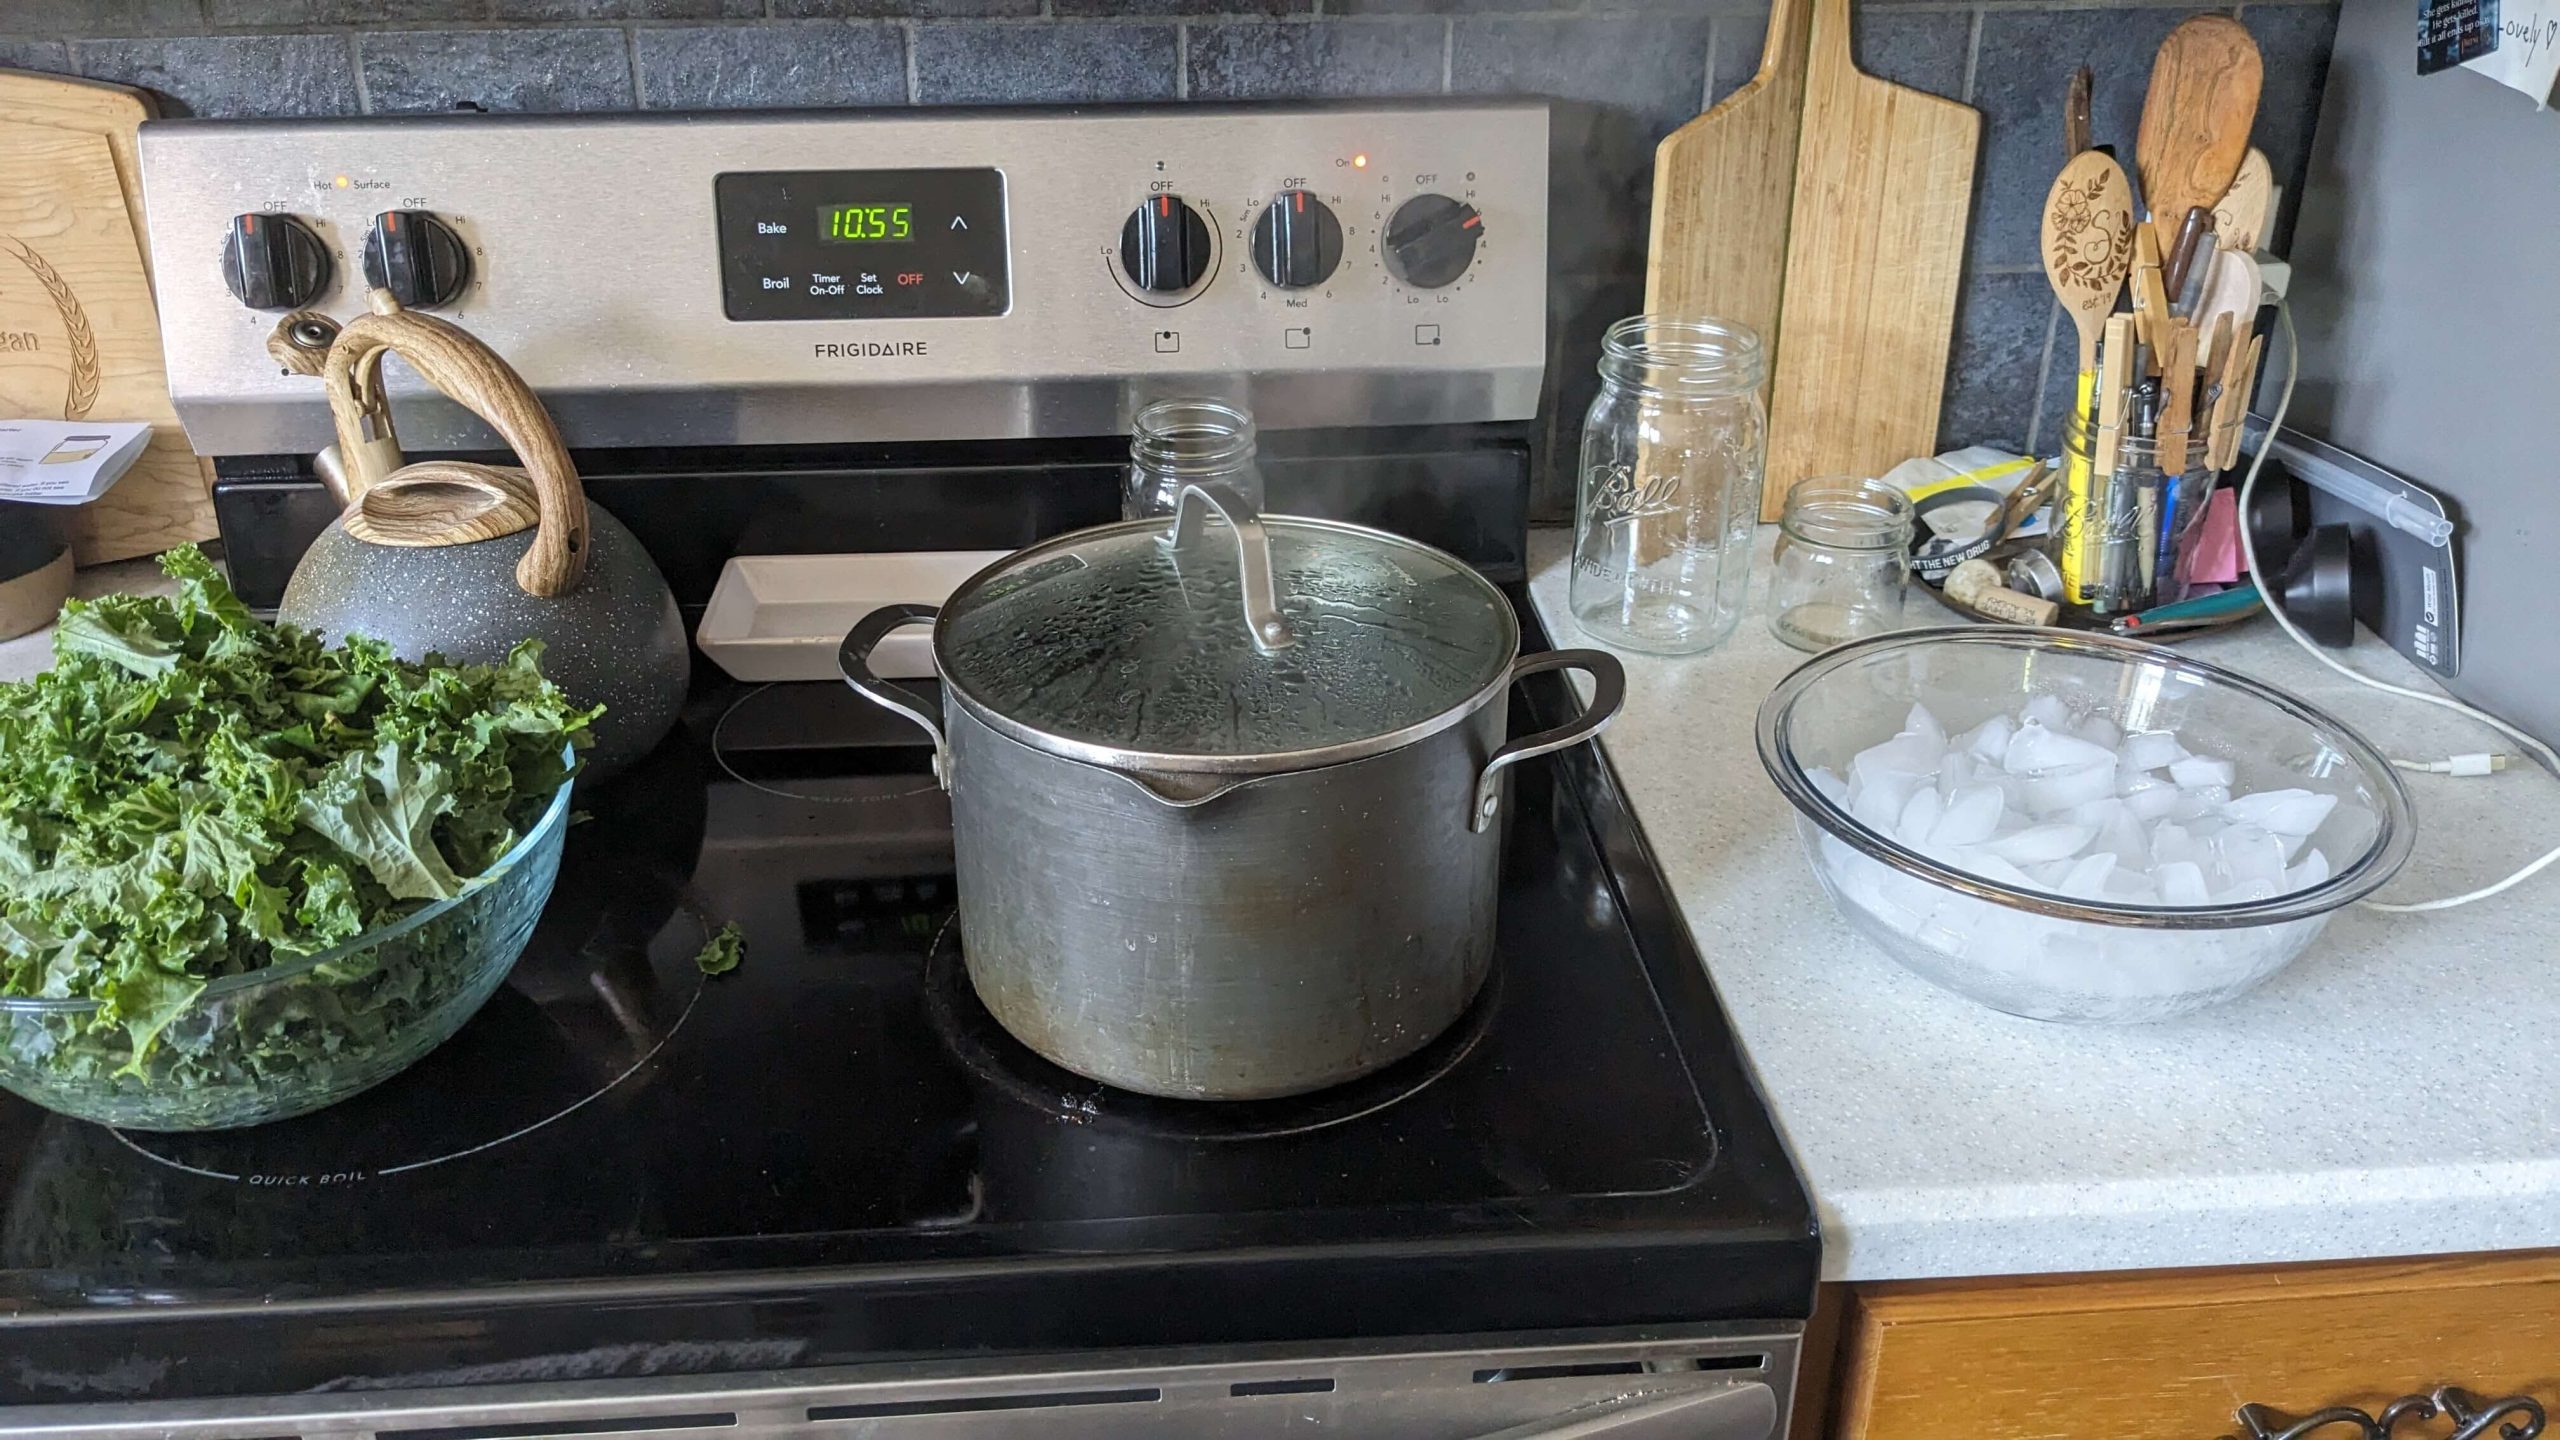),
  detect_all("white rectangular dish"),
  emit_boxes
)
[695,551,1006,683]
